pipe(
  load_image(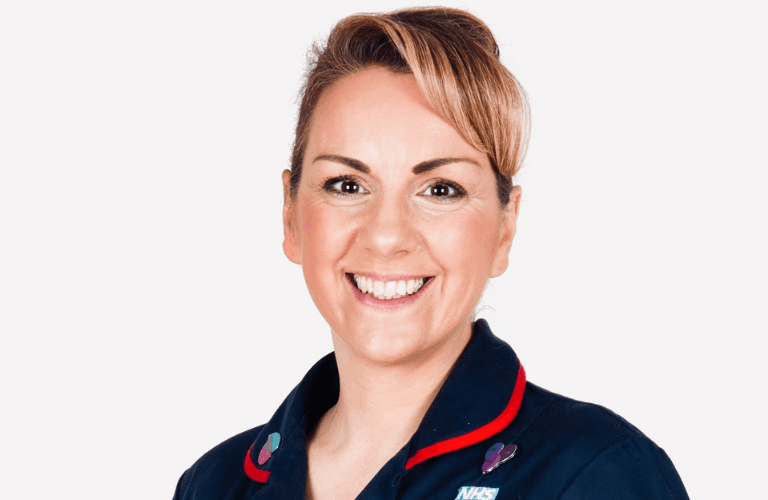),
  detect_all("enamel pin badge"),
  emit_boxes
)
[257,432,281,465]
[481,442,517,474]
